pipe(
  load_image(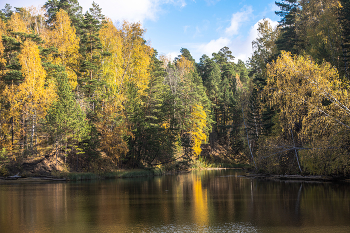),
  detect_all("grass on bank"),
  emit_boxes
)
[190,156,251,170]
[52,168,164,181]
